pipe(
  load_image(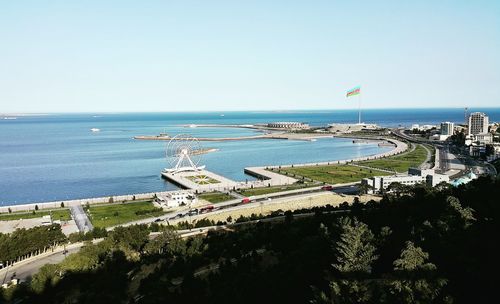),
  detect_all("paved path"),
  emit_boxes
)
[0,241,96,284]
[348,163,395,174]
[419,144,433,169]
[70,205,93,232]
